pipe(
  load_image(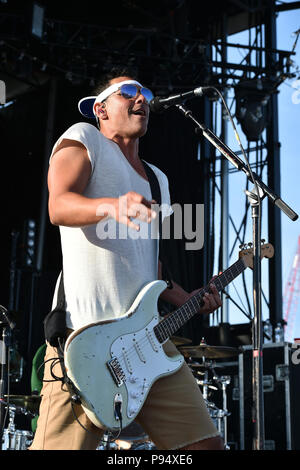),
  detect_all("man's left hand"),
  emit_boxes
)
[188,276,222,315]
